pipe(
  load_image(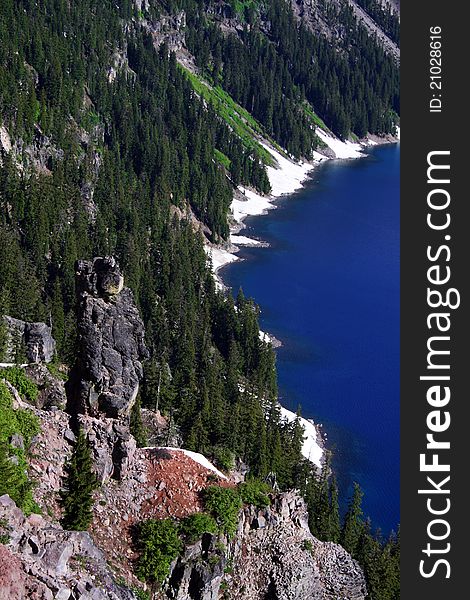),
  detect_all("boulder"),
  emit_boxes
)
[25,363,67,410]
[78,416,137,484]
